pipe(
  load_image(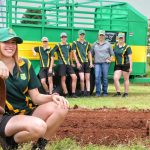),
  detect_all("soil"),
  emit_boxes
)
[54,107,150,145]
